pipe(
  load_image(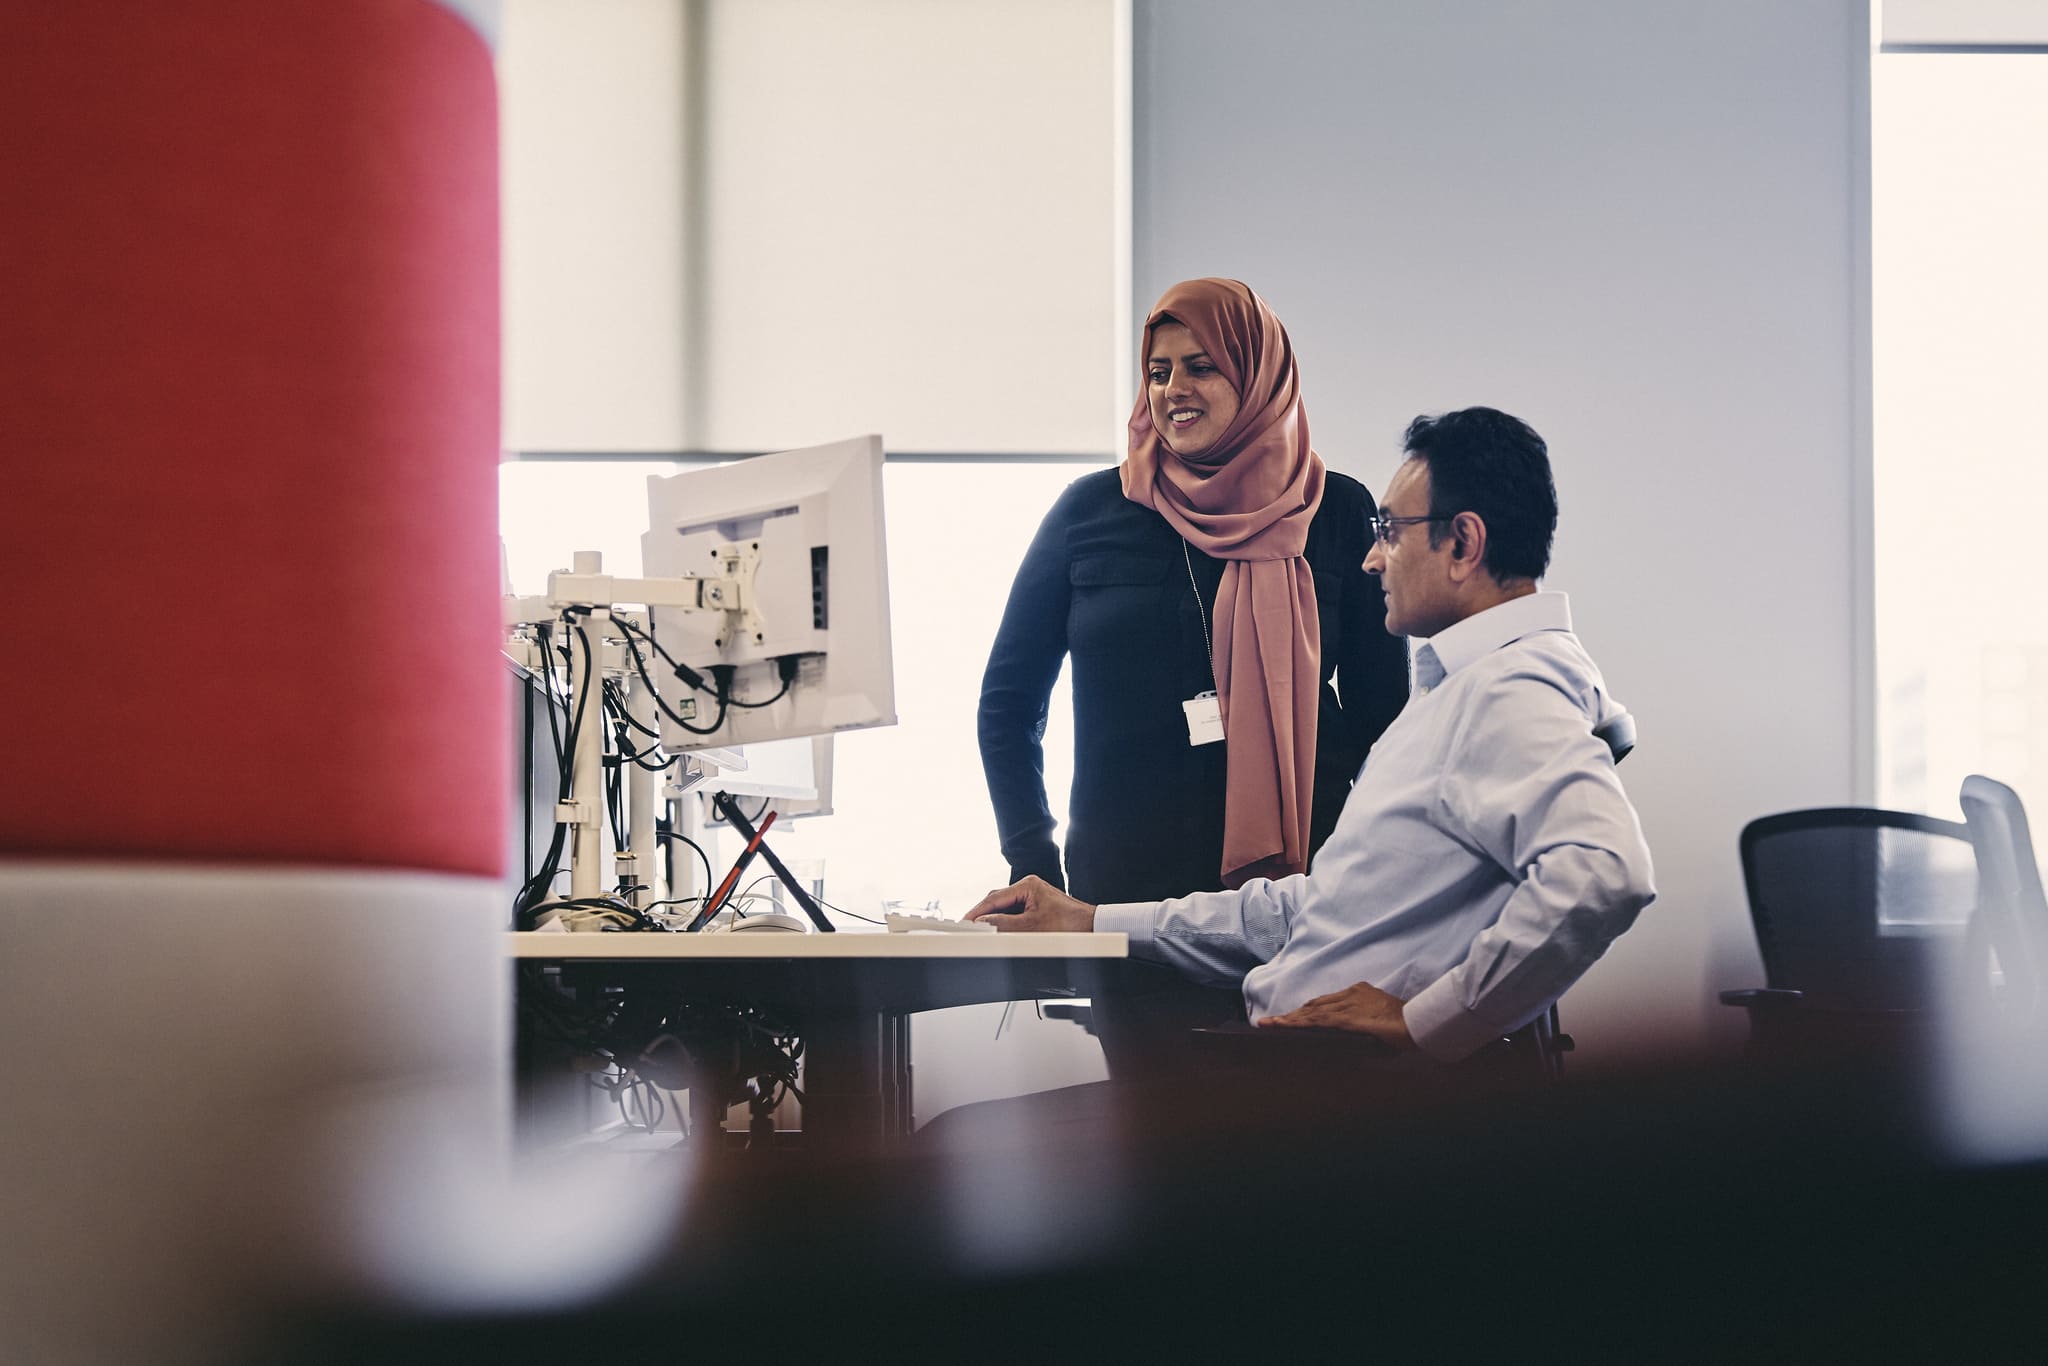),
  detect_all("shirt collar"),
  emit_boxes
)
[1412,590,1573,691]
